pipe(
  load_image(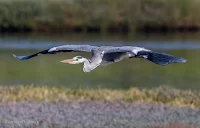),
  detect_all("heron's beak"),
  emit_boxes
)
[60,59,74,63]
